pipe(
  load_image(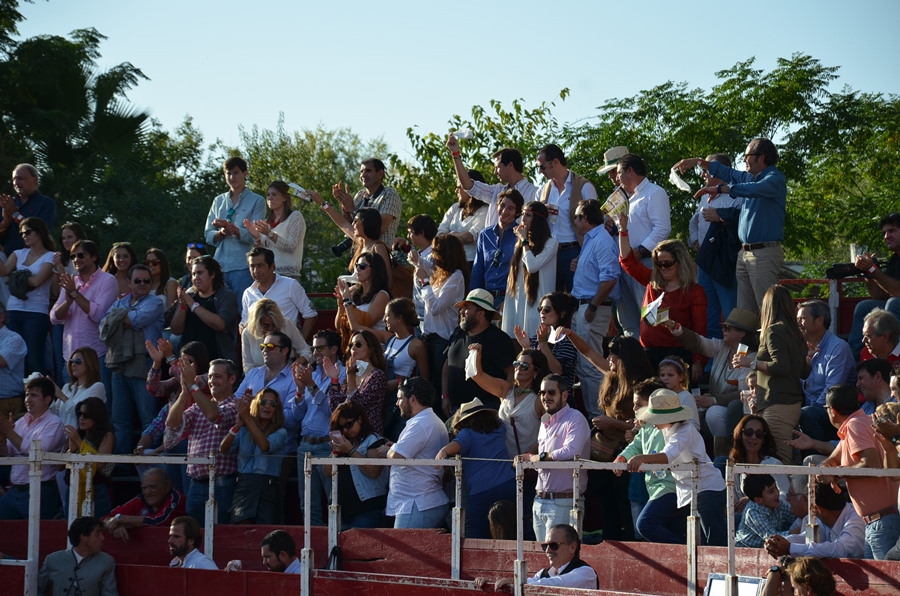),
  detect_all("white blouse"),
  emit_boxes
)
[438,203,488,262]
[257,211,306,277]
[51,381,106,428]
